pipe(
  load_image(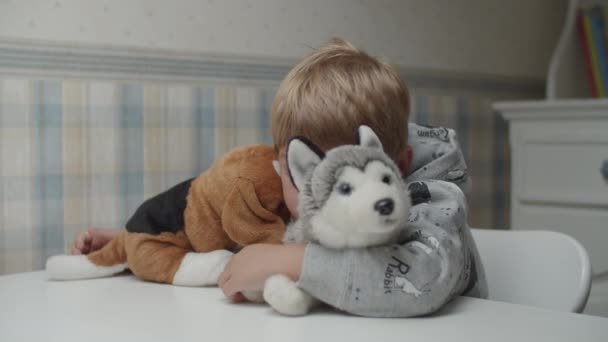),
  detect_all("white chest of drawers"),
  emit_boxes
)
[494,99,608,315]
